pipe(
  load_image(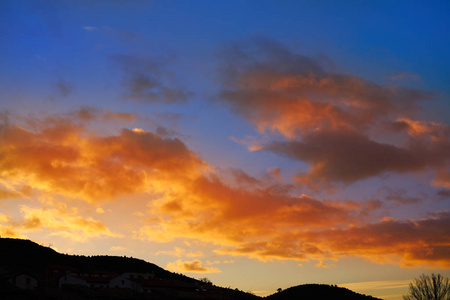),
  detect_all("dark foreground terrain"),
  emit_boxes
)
[267,284,381,300]
[0,238,381,300]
